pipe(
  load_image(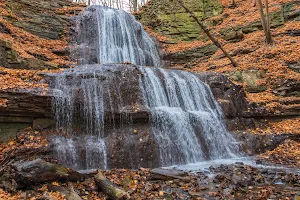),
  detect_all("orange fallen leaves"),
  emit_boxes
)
[0,66,53,91]
[269,118,300,134]
[260,139,300,167]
